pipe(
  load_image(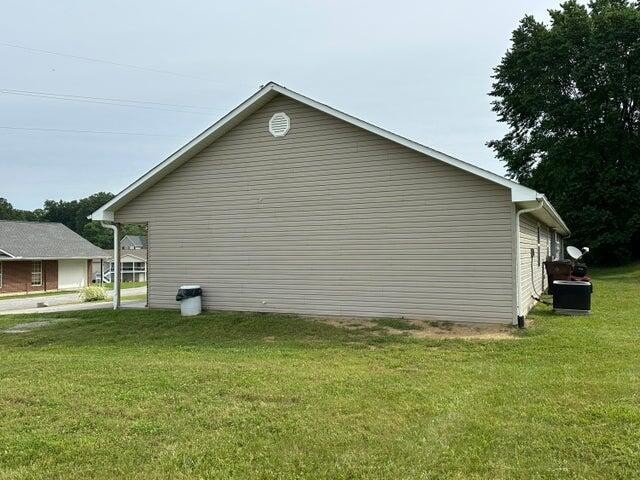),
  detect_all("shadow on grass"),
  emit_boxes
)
[0,309,422,350]
[590,262,640,282]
